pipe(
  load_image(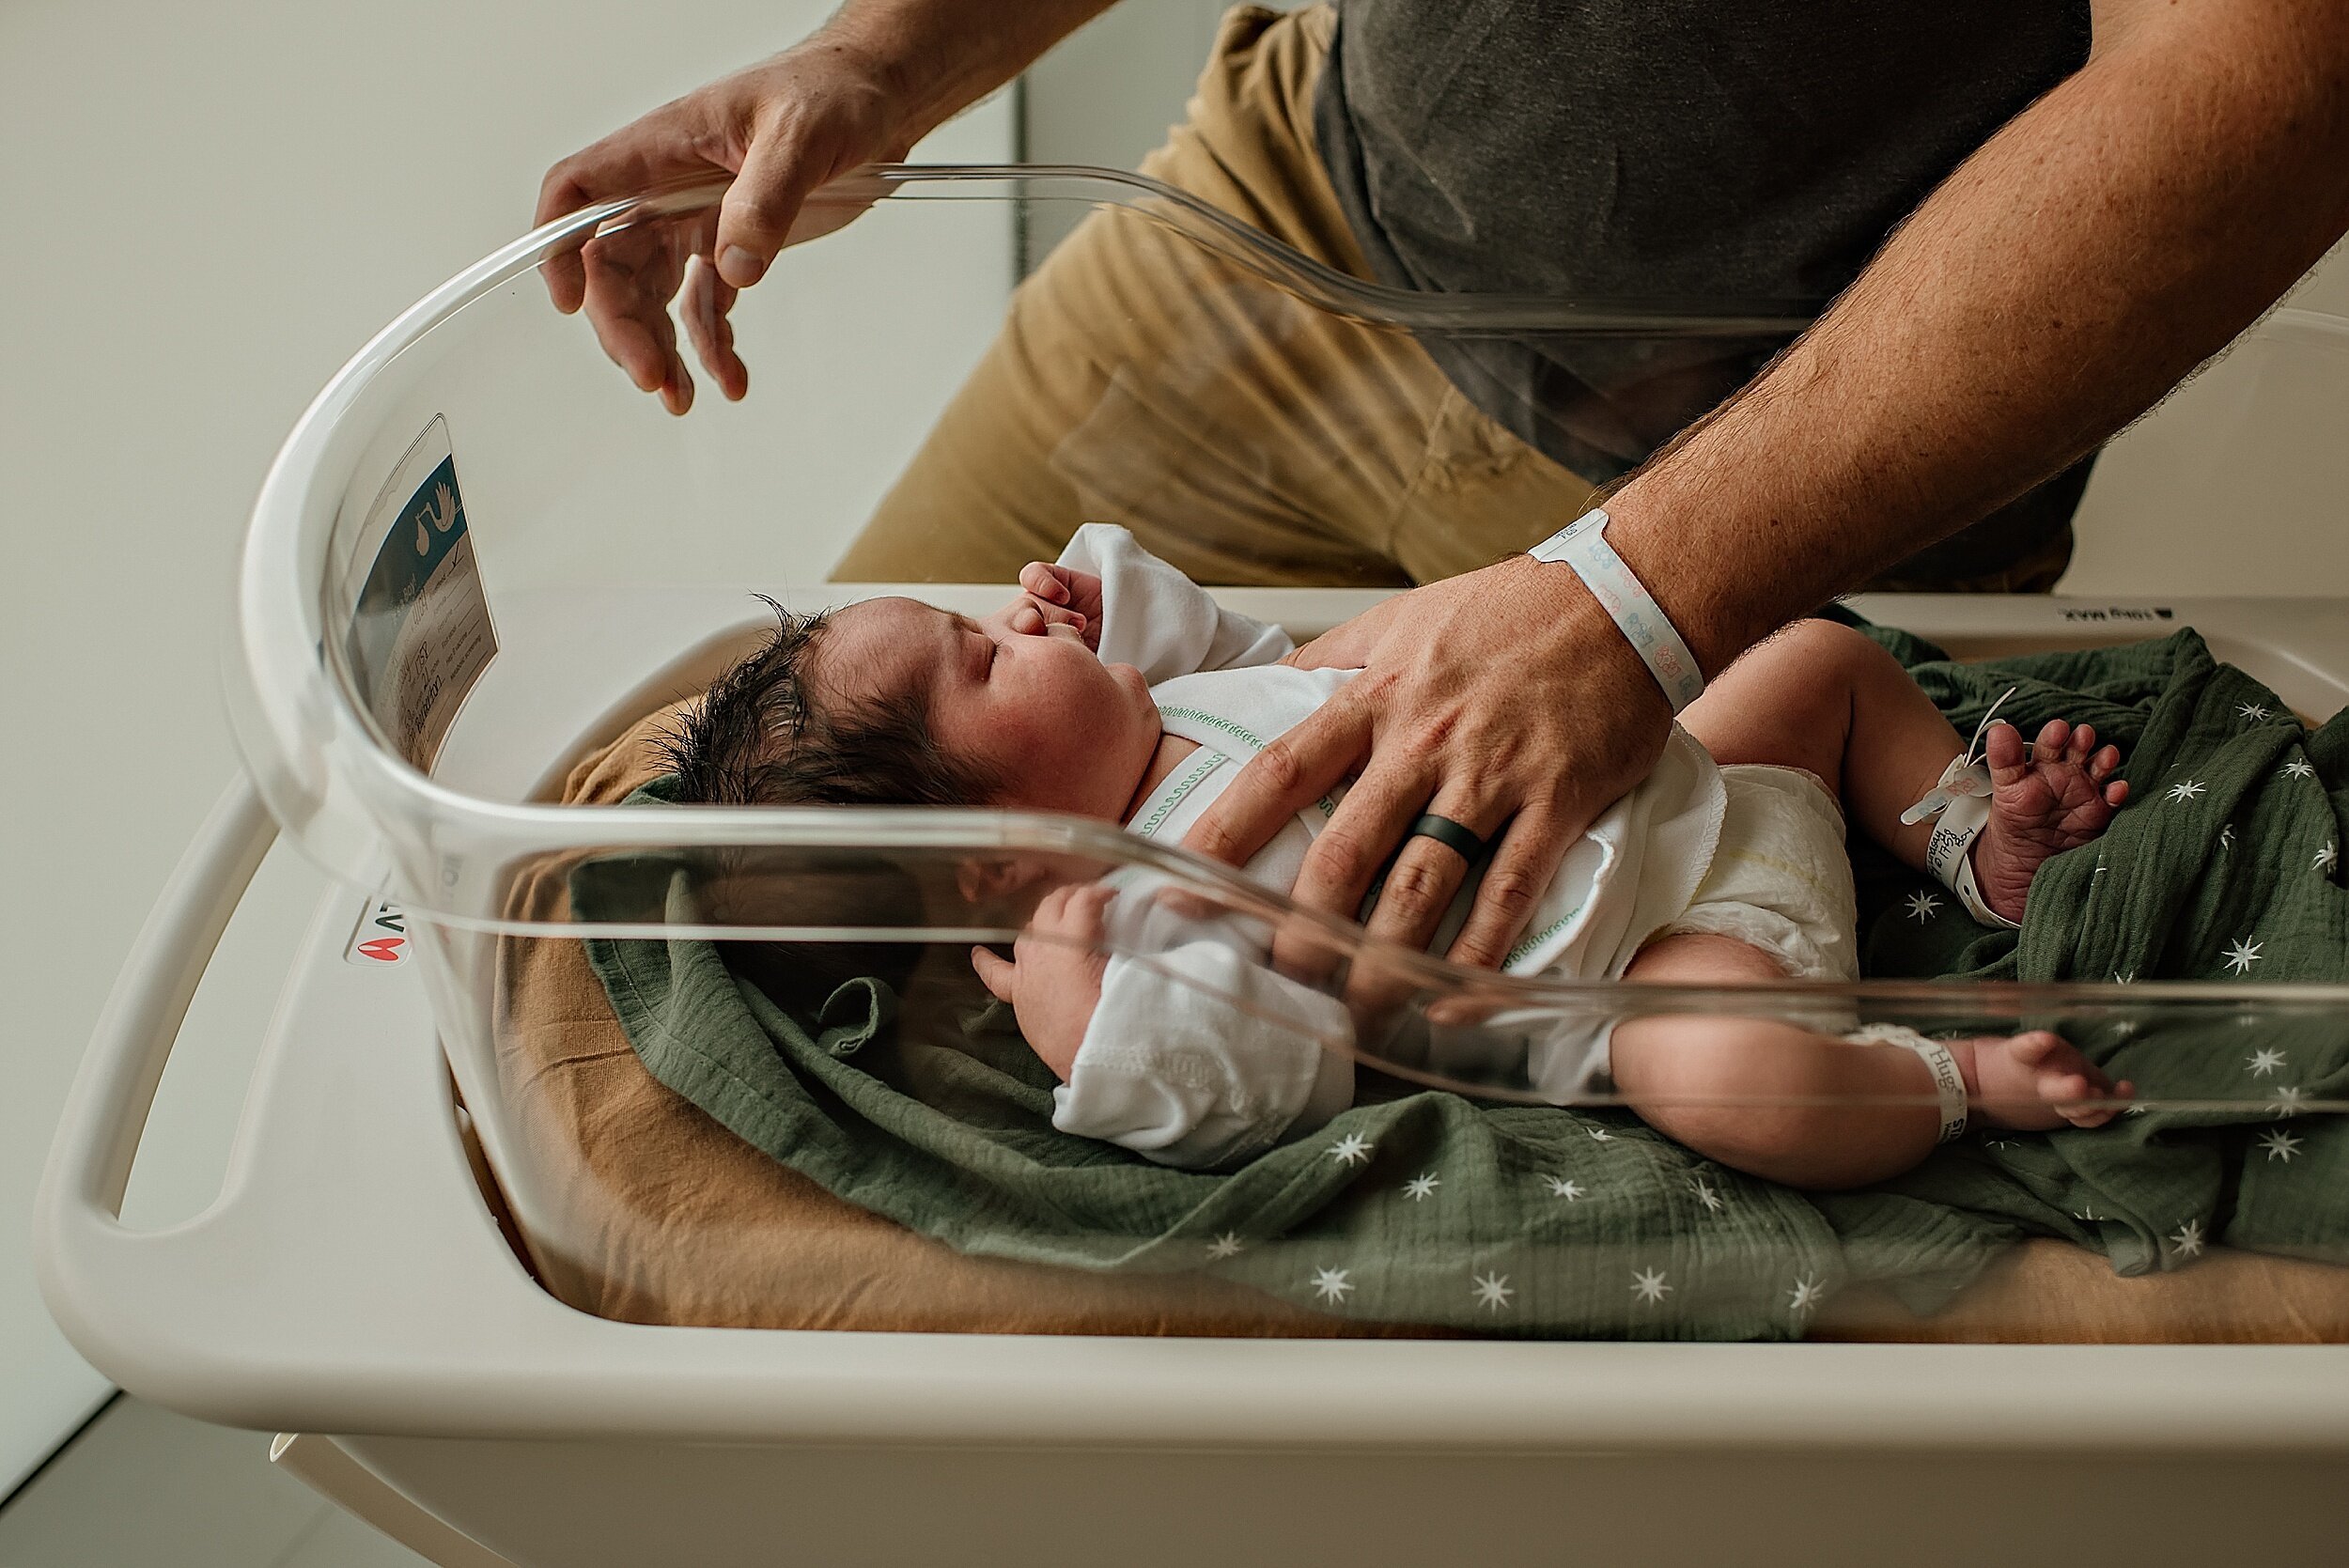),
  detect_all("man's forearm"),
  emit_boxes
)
[826,0,1119,150]
[1604,0,2349,671]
